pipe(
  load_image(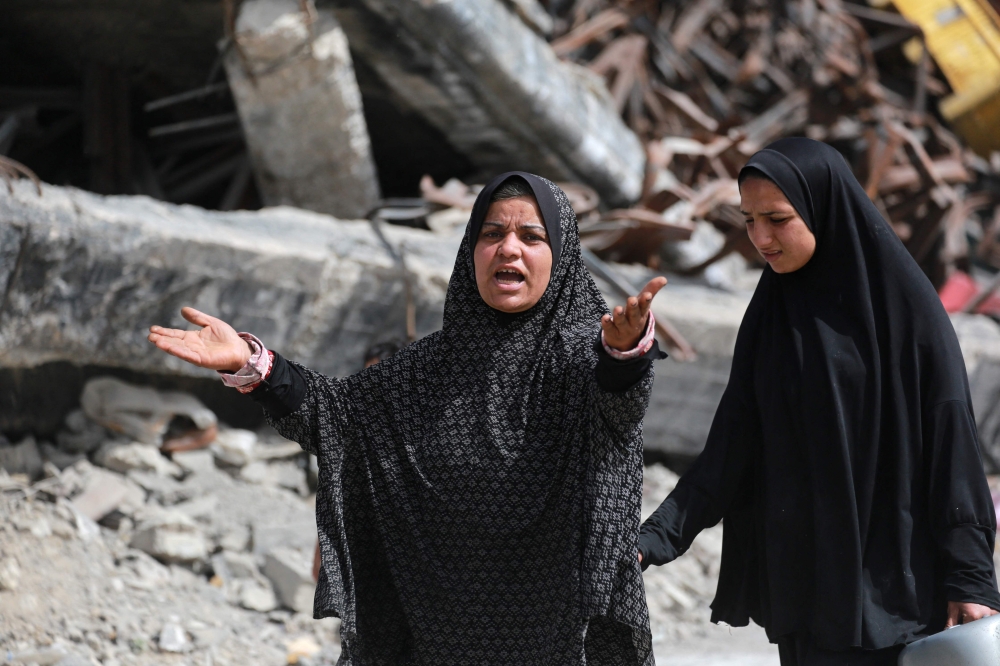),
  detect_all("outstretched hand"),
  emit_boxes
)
[148,307,251,372]
[601,277,668,351]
